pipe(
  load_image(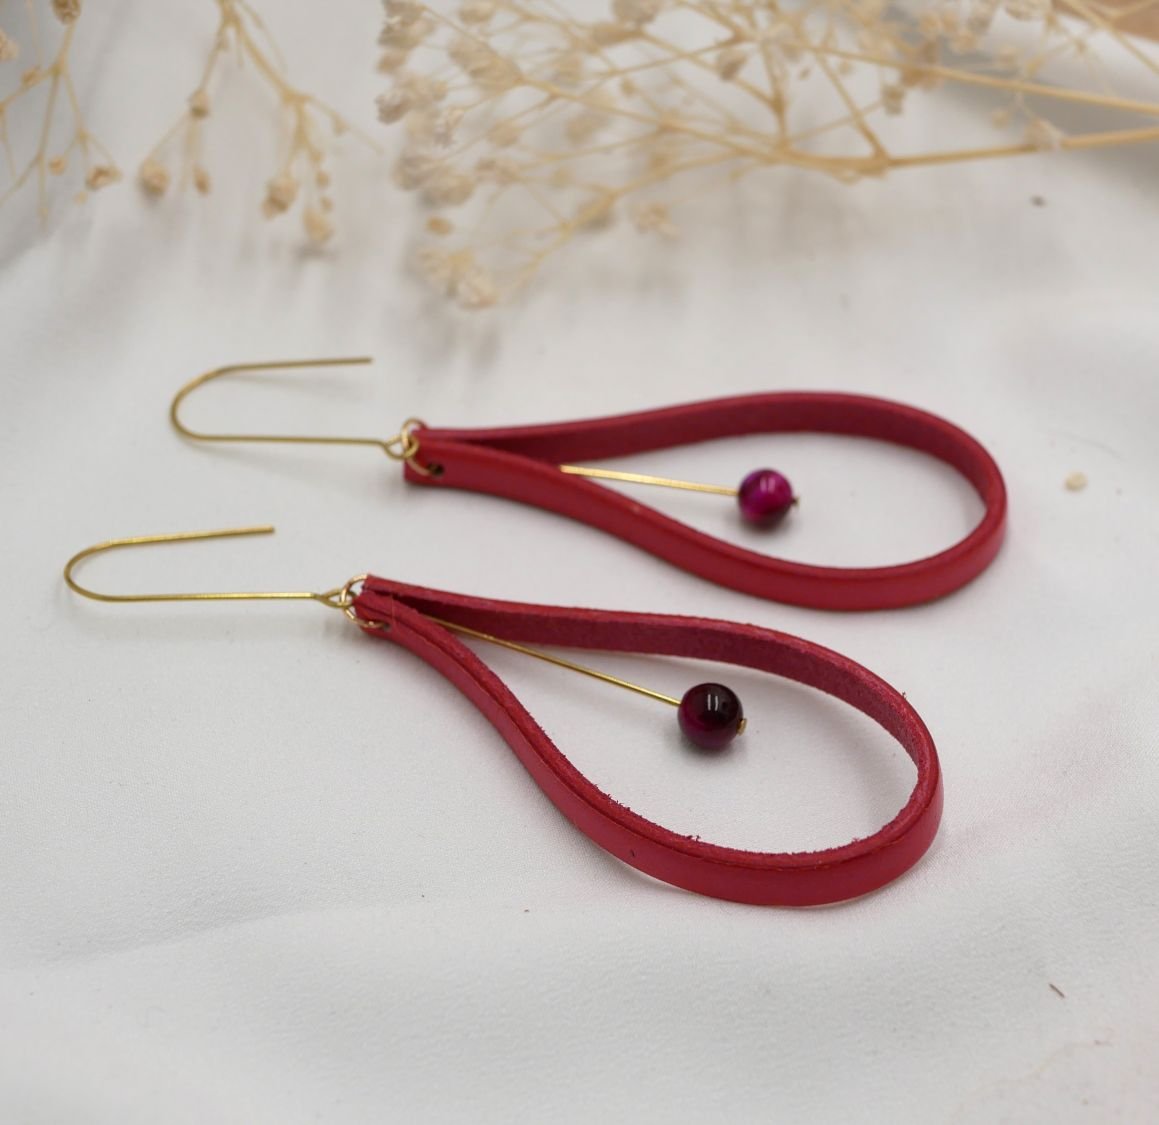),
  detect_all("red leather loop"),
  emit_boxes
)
[354,577,943,906]
[403,393,1007,610]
